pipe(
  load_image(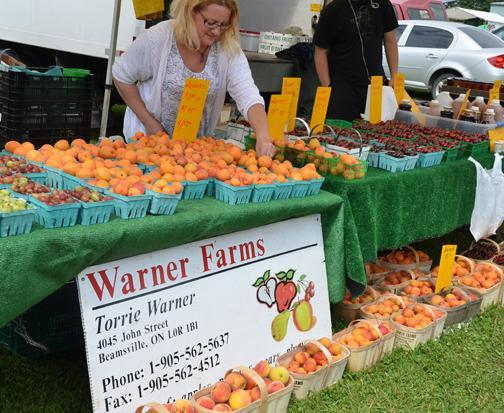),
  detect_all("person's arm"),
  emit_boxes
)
[384,30,398,88]
[113,79,164,135]
[247,103,275,157]
[314,46,331,87]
